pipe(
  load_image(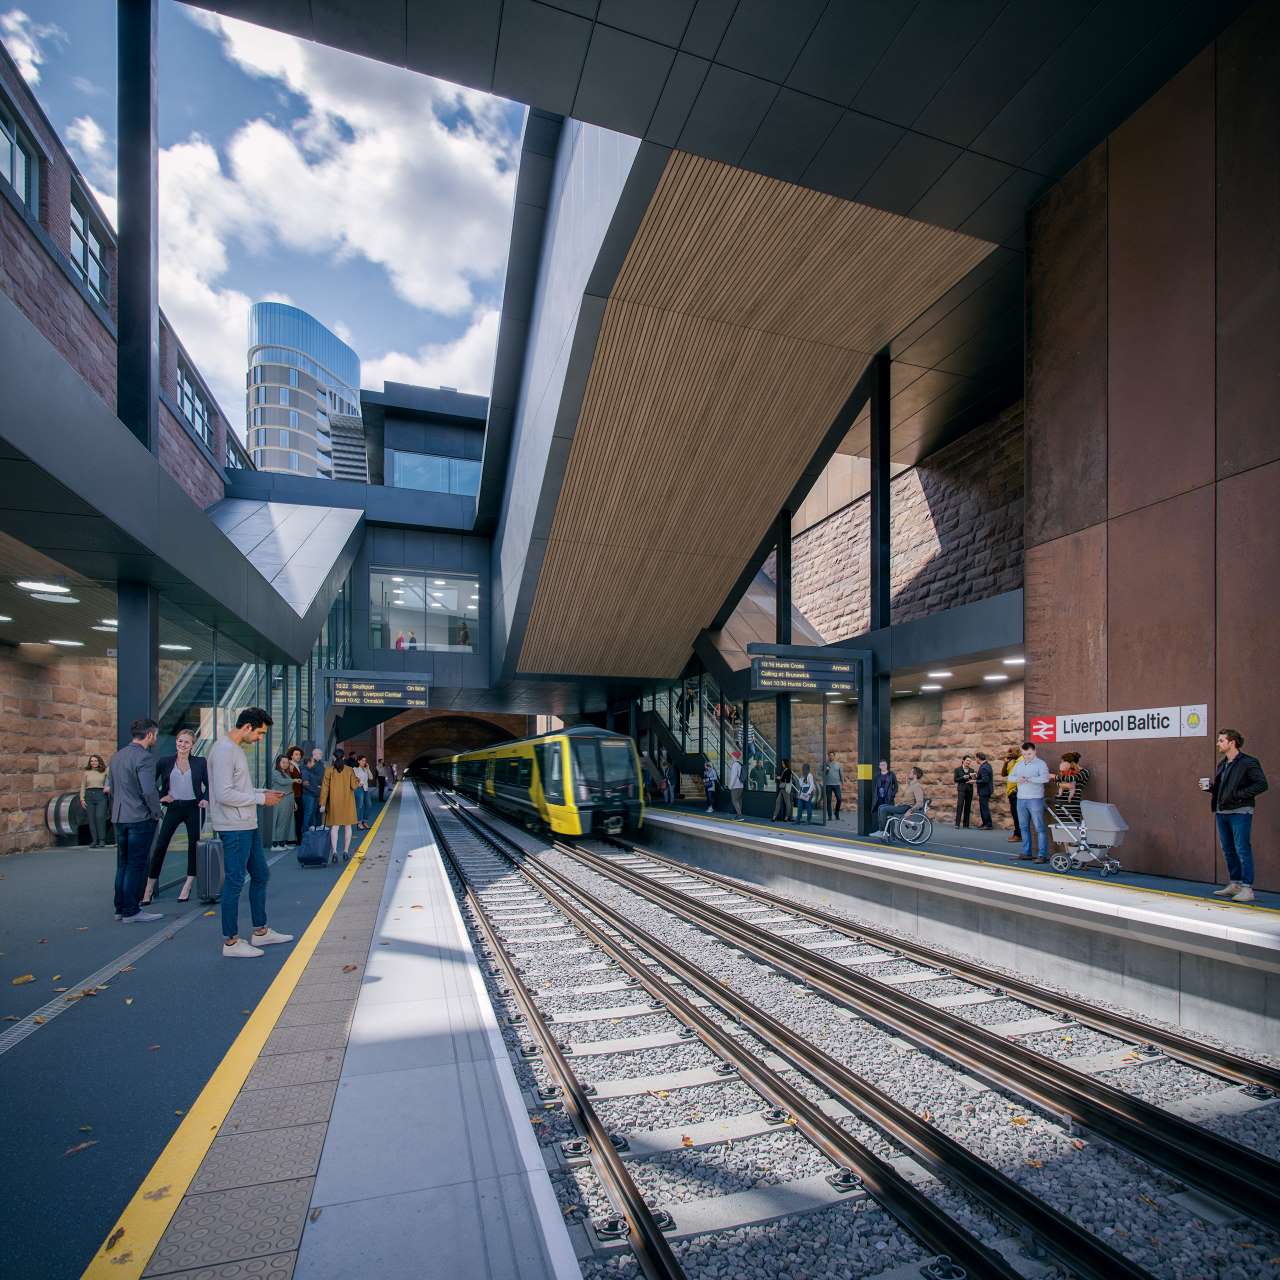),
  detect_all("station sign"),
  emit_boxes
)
[330,677,429,709]
[1029,704,1207,744]
[751,655,858,694]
